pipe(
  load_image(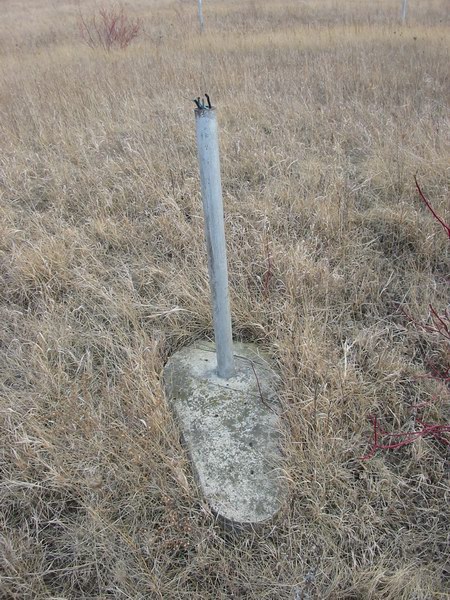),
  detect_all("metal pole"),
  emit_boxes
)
[401,0,408,24]
[195,104,236,379]
[198,0,204,32]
